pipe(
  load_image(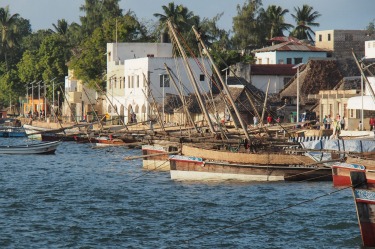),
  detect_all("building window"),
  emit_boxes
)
[294,58,302,64]
[258,58,262,64]
[328,34,331,41]
[286,58,292,64]
[128,76,131,88]
[123,77,125,88]
[160,74,170,88]
[137,75,140,88]
[131,76,134,88]
[199,74,205,81]
[278,59,284,64]
[114,77,117,88]
[319,34,322,42]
